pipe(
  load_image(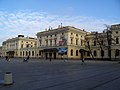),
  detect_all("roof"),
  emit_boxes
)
[36,26,86,36]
